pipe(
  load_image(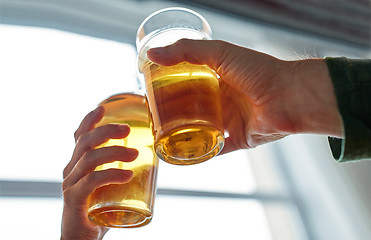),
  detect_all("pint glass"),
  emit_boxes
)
[87,93,158,228]
[136,7,224,165]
